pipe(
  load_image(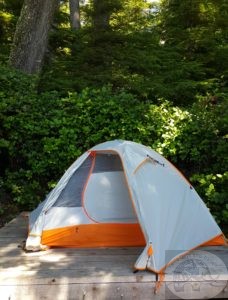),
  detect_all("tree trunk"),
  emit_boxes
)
[93,0,111,31]
[9,0,58,74]
[69,0,80,30]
